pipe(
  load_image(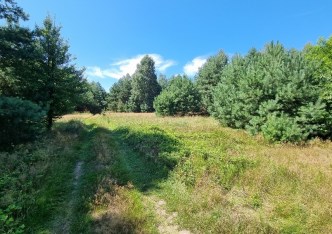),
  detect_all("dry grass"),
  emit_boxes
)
[61,112,332,233]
